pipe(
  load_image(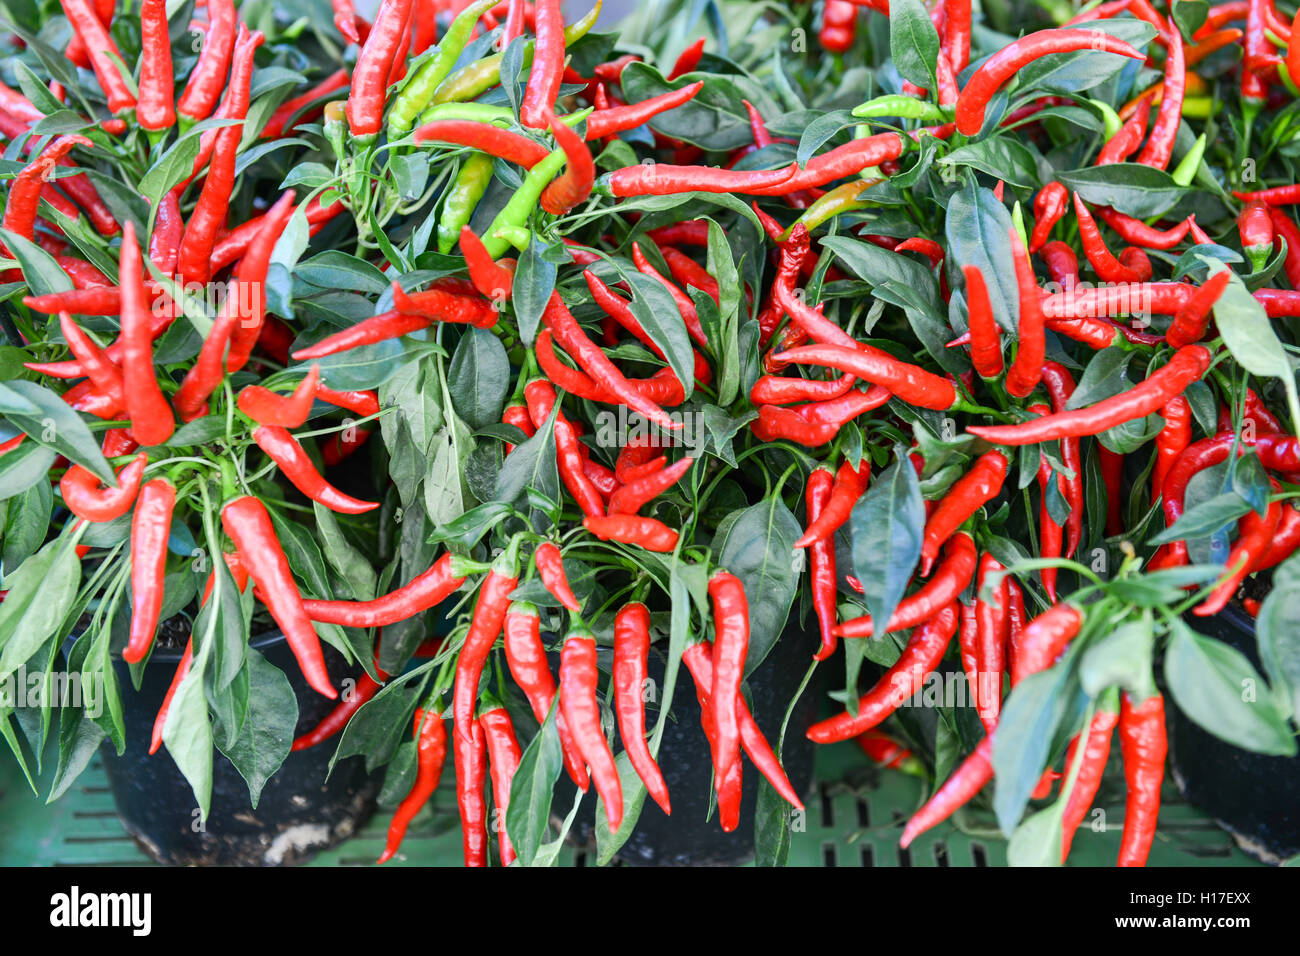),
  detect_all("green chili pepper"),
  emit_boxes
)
[418,102,516,126]
[430,0,601,106]
[437,152,496,254]
[1088,98,1123,140]
[851,94,947,121]
[389,0,497,140]
[481,146,568,257]
[779,178,879,238]
[1170,133,1207,187]
[492,224,532,251]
